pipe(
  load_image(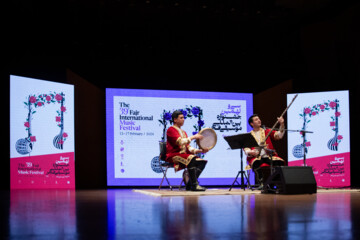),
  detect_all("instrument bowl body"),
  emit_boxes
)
[15,138,33,155]
[327,138,338,151]
[53,134,64,150]
[292,144,304,158]
[151,156,166,173]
